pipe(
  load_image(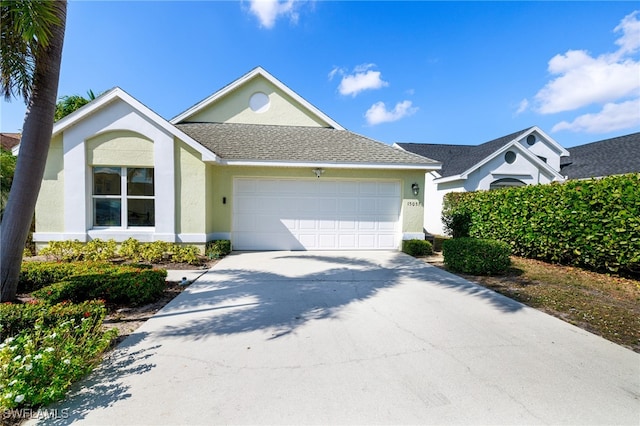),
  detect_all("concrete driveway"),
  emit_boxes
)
[40,251,639,425]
